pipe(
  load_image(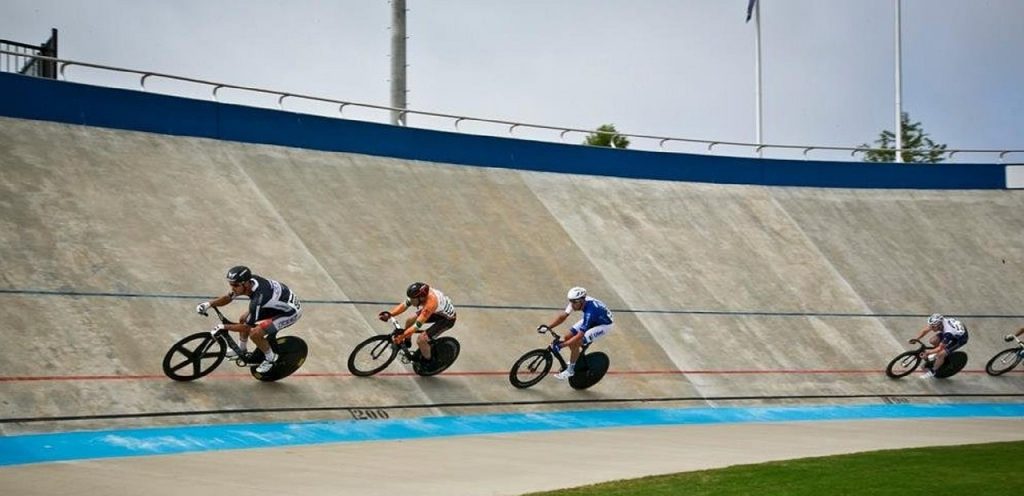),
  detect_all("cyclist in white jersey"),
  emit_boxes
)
[910,313,969,378]
[378,282,457,367]
[195,265,303,373]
